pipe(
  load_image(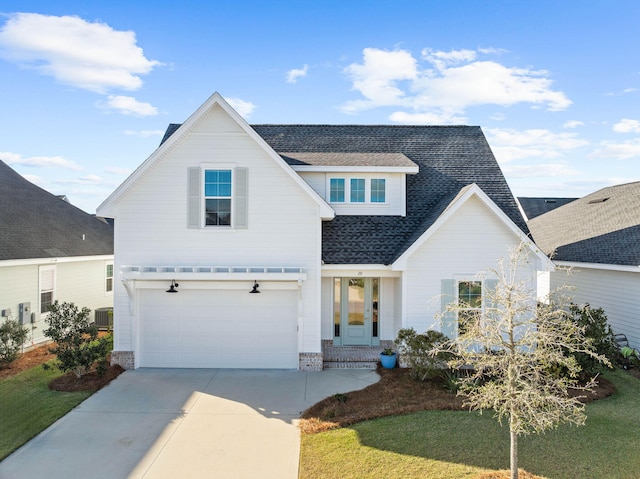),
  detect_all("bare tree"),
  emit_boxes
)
[437,243,609,479]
